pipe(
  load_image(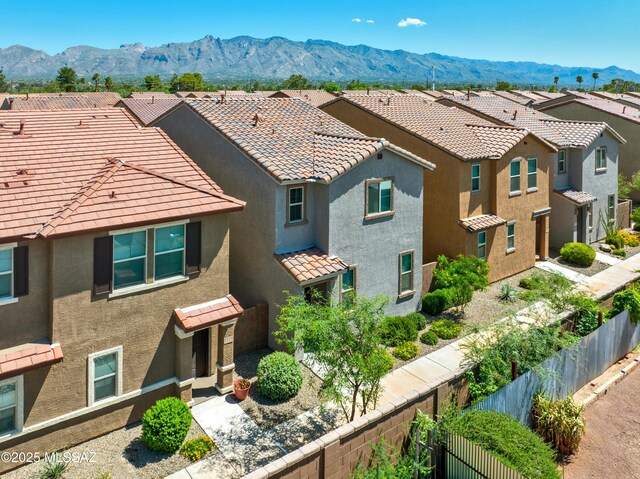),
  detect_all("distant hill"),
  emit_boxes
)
[1,35,639,85]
